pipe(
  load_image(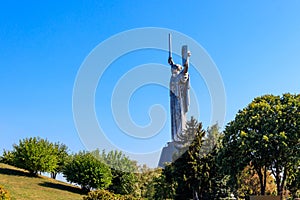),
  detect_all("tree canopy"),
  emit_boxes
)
[161,119,230,199]
[221,93,300,198]
[63,151,112,192]
[4,137,58,176]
